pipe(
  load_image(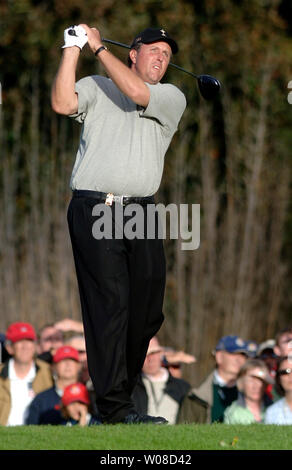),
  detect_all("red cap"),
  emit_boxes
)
[6,322,36,343]
[53,346,79,363]
[62,383,90,407]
